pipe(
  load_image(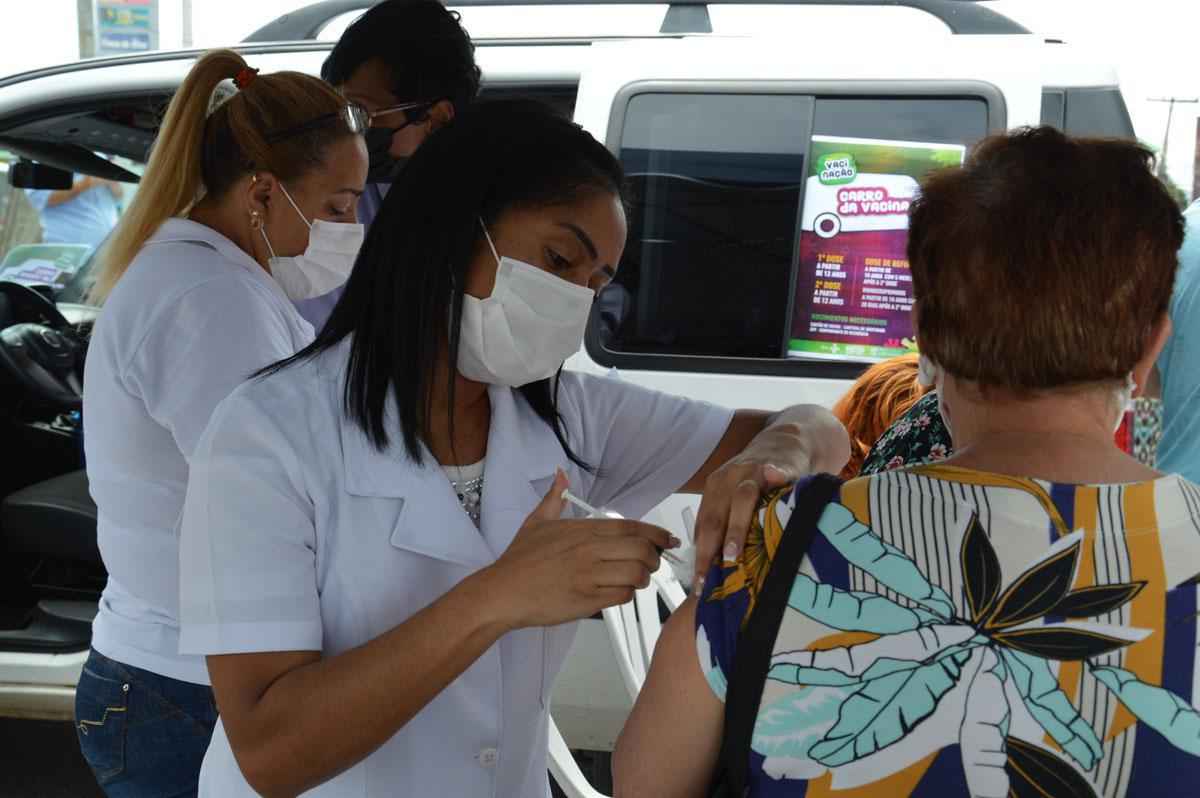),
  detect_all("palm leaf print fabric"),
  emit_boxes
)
[697,468,1200,797]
